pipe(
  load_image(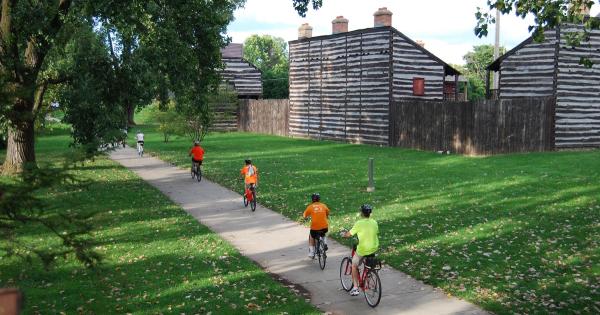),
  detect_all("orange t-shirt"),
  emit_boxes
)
[240,165,258,184]
[189,146,205,161]
[303,202,330,230]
